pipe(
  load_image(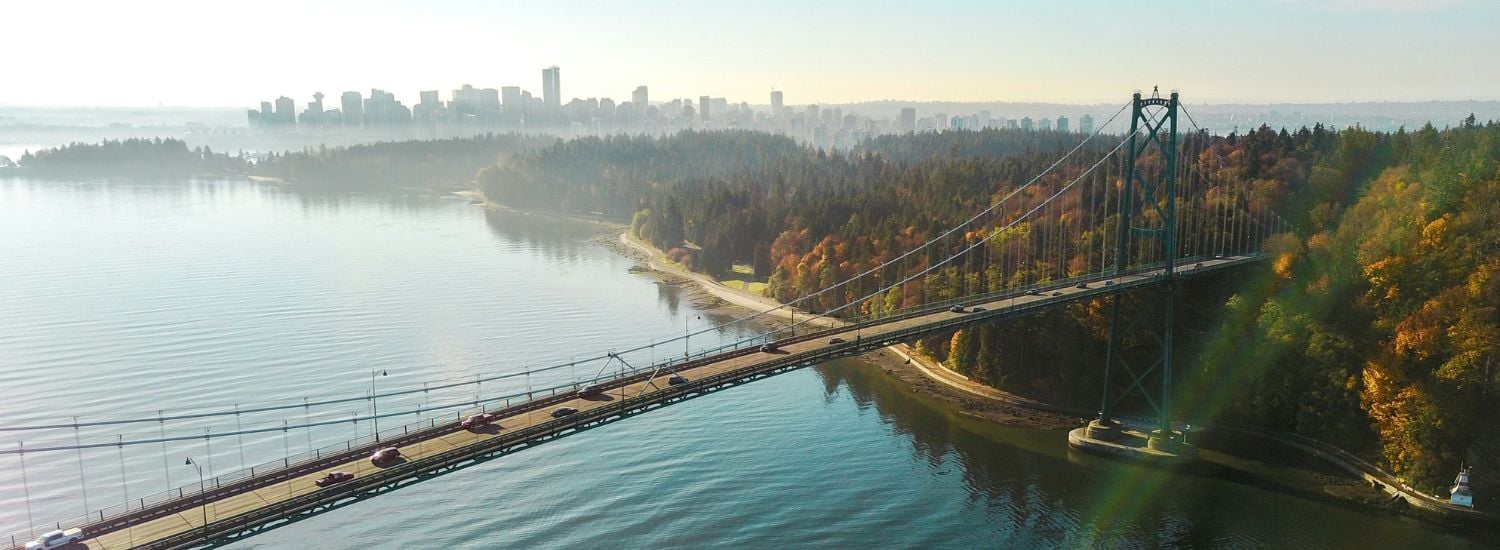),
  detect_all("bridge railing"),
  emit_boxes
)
[4,384,583,547]
[9,339,792,547]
